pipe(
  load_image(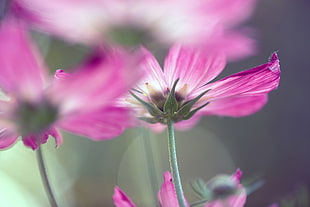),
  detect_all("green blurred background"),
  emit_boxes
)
[1,0,309,206]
